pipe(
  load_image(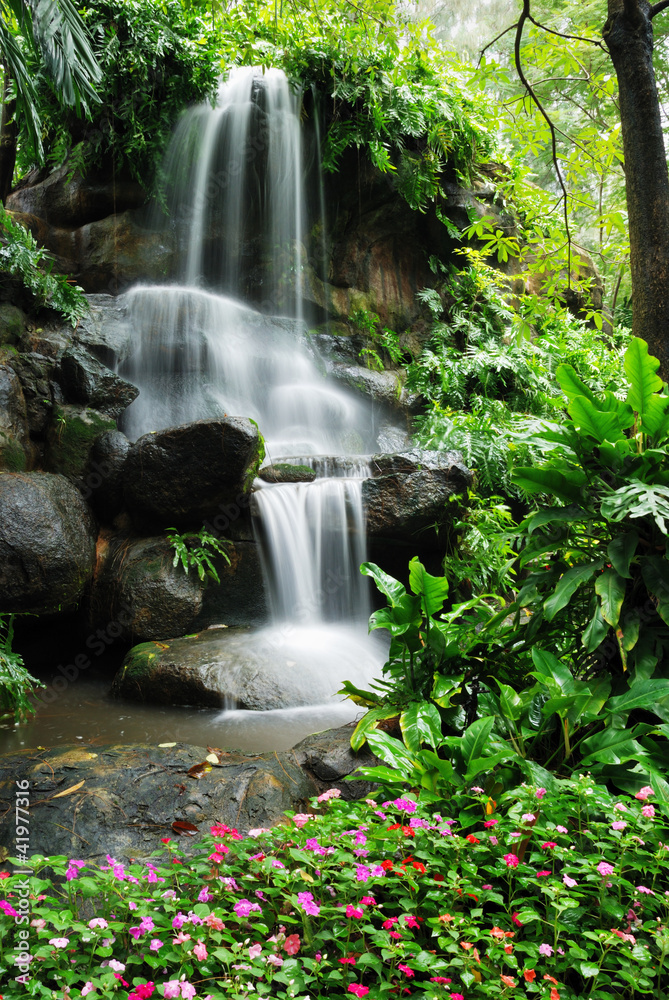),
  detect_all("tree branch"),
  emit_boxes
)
[650,0,669,15]
[514,0,572,288]
[477,23,518,67]
[527,15,605,48]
